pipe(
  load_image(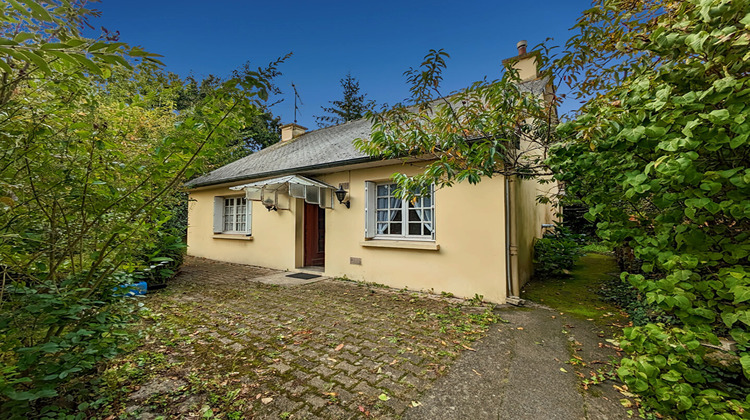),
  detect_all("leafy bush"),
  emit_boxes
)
[617,325,749,418]
[549,0,750,416]
[598,276,675,327]
[533,223,584,278]
[138,193,189,285]
[581,241,613,254]
[0,1,280,415]
[0,280,140,417]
